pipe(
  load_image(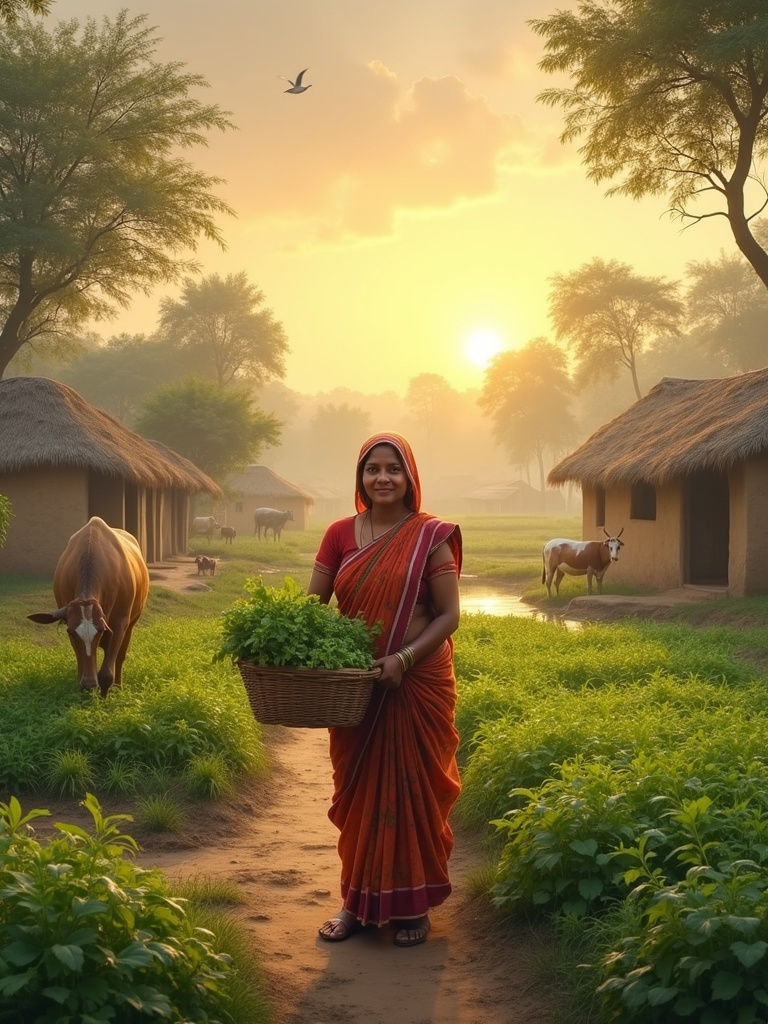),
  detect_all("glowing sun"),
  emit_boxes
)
[464,329,504,369]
